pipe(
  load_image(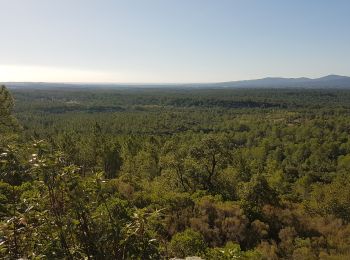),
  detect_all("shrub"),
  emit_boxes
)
[169,229,206,258]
